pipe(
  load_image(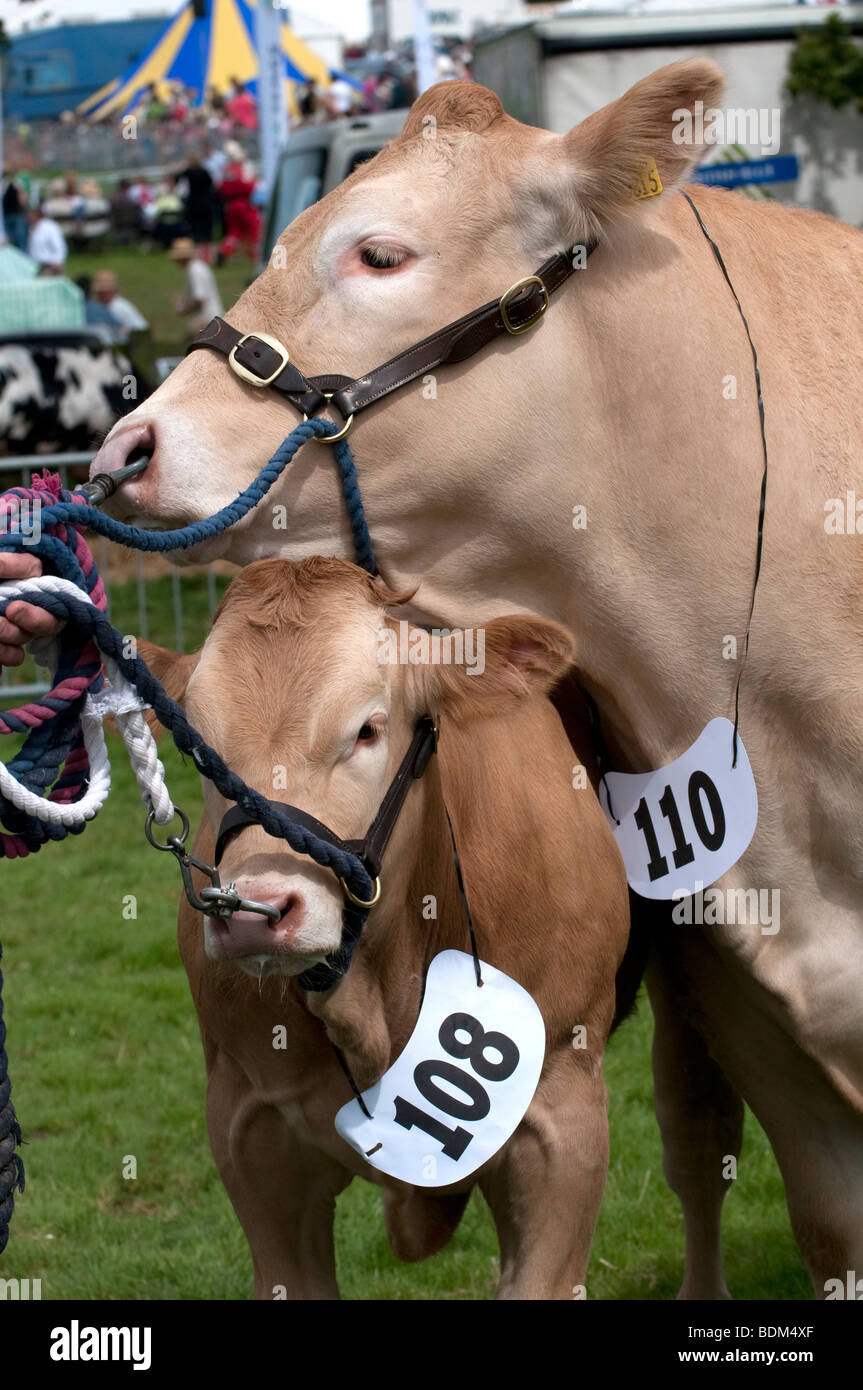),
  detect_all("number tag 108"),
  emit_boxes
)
[335,950,546,1188]
[598,718,758,900]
